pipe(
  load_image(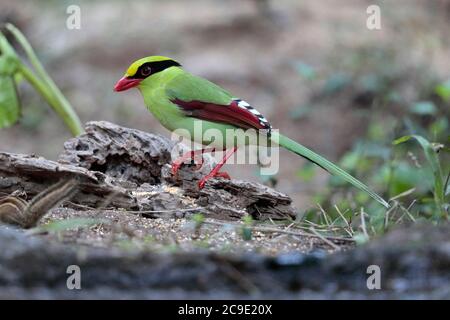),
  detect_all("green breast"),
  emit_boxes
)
[138,67,185,130]
[137,67,254,148]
